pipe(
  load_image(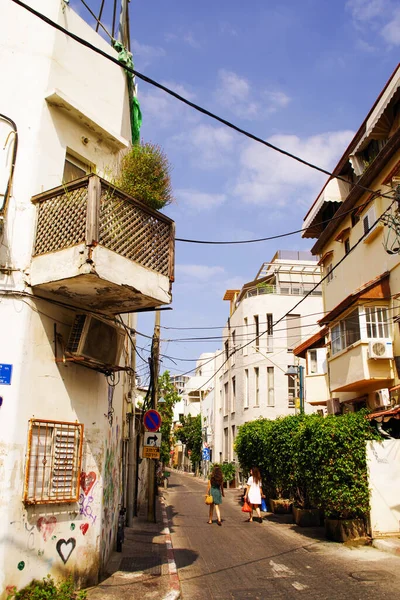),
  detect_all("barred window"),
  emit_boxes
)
[24,420,83,505]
